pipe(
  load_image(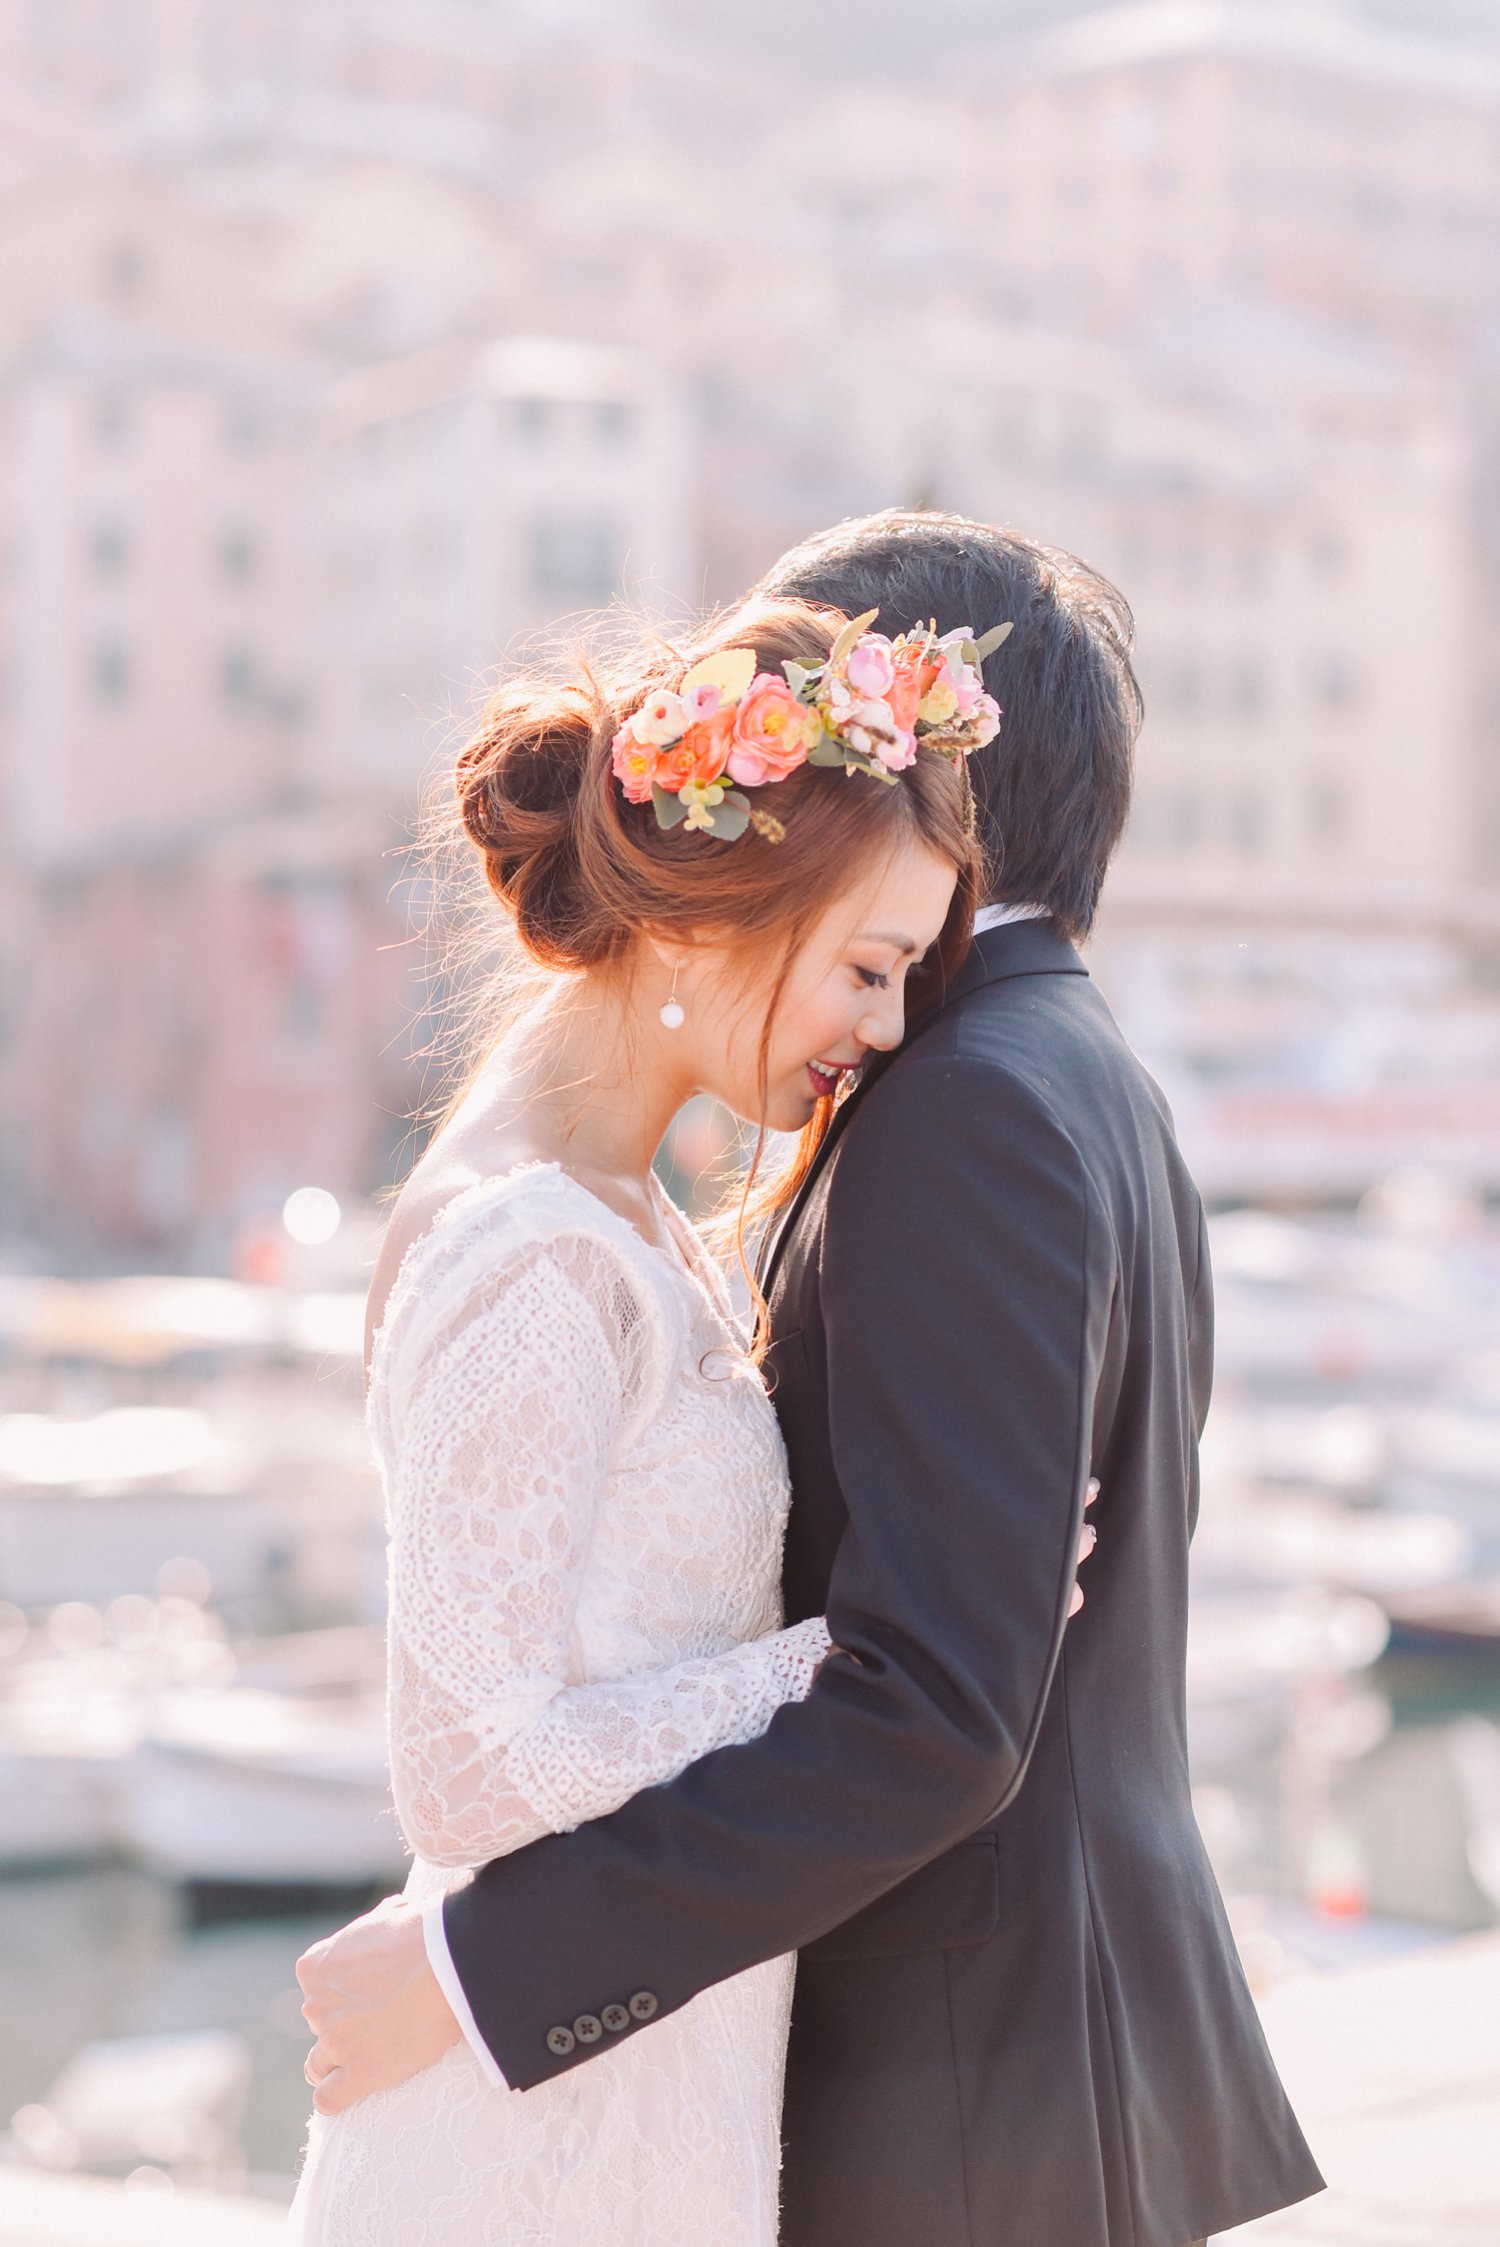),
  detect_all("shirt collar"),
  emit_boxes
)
[972,901,1050,933]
